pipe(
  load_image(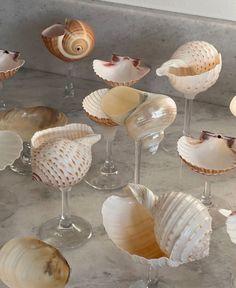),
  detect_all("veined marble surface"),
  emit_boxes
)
[0,69,236,288]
